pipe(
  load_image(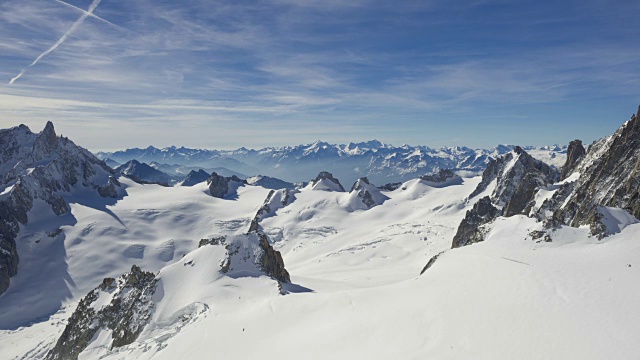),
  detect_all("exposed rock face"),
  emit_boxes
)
[452,147,558,249]
[257,232,291,283]
[420,169,457,183]
[452,196,500,248]
[201,233,290,283]
[468,153,512,199]
[207,172,230,198]
[309,171,345,192]
[351,177,376,208]
[32,121,58,158]
[348,177,388,209]
[0,122,118,295]
[98,176,121,198]
[249,188,298,232]
[46,266,158,360]
[543,107,640,237]
[560,139,586,180]
[115,159,171,185]
[179,169,210,186]
[491,147,558,214]
[378,182,402,191]
[206,172,245,198]
[469,147,558,215]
